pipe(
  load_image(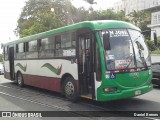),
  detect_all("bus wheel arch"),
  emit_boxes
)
[16,71,24,87]
[61,73,79,101]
